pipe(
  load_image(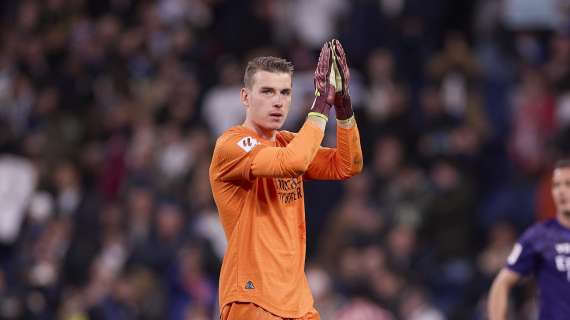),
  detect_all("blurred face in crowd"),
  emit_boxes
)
[53,162,79,190]
[241,70,292,140]
[157,204,183,241]
[552,166,570,222]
